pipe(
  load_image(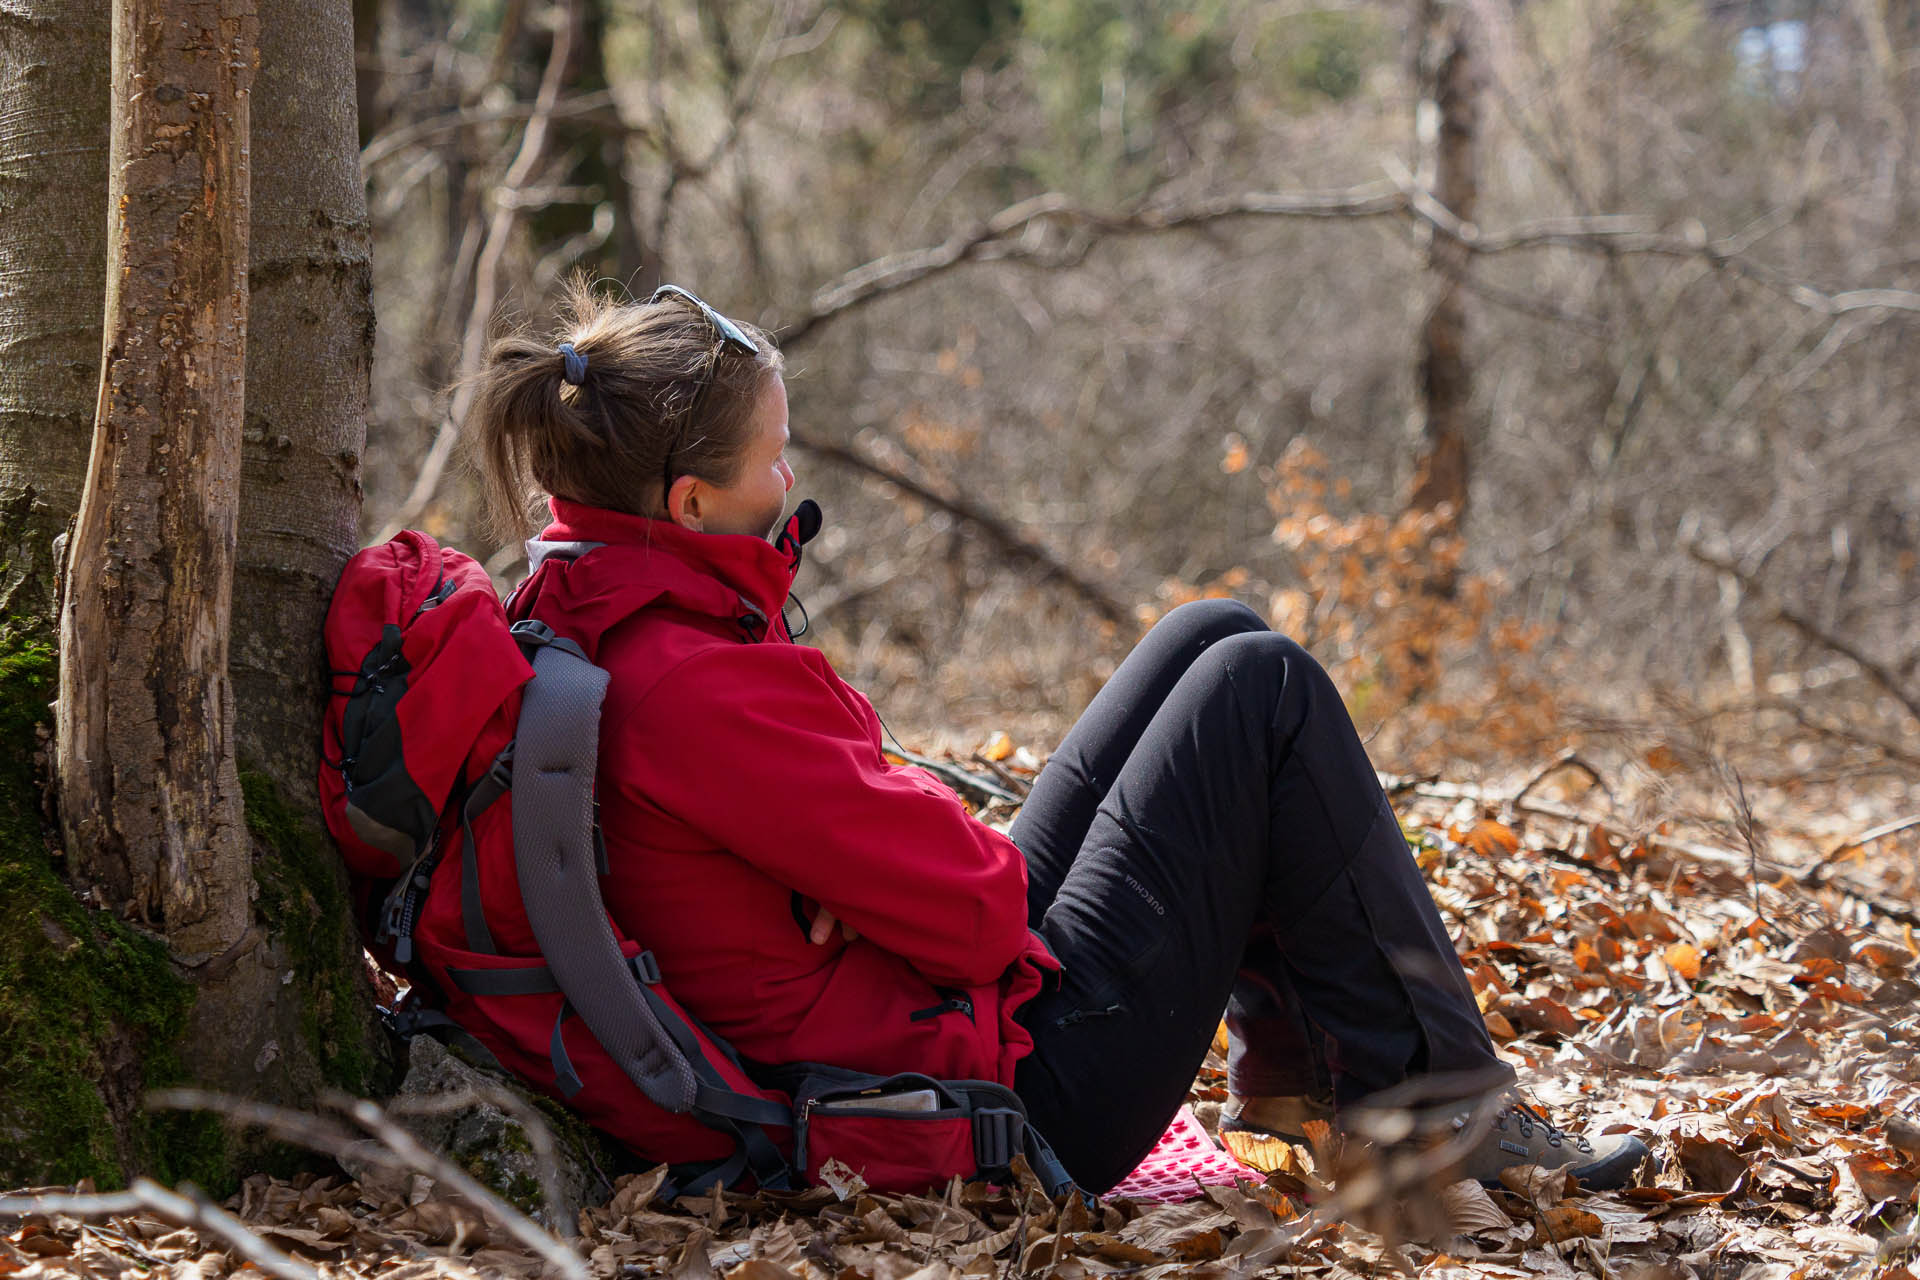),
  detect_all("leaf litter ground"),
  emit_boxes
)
[6,762,1920,1280]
